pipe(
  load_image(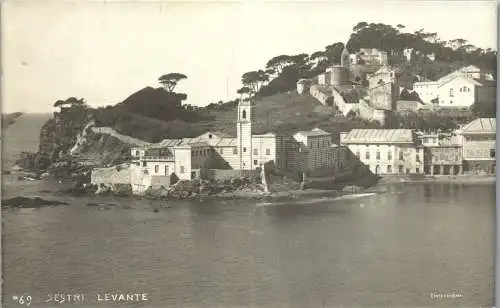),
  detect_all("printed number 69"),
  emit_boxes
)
[18,295,32,306]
